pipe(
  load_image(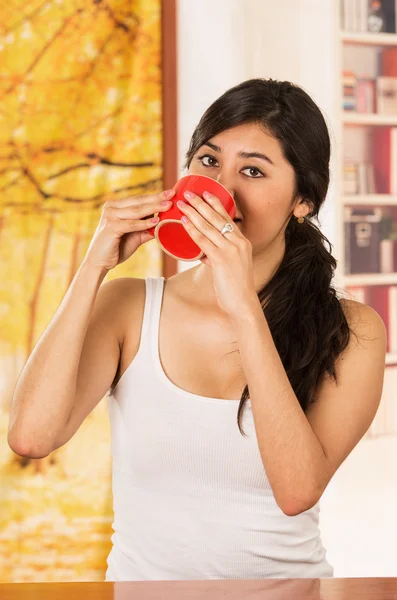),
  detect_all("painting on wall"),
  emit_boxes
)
[0,0,163,582]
